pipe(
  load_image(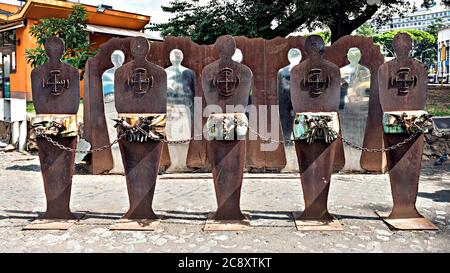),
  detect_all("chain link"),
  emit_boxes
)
[247,125,420,153]
[338,131,418,152]
[36,133,126,154]
[35,132,205,153]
